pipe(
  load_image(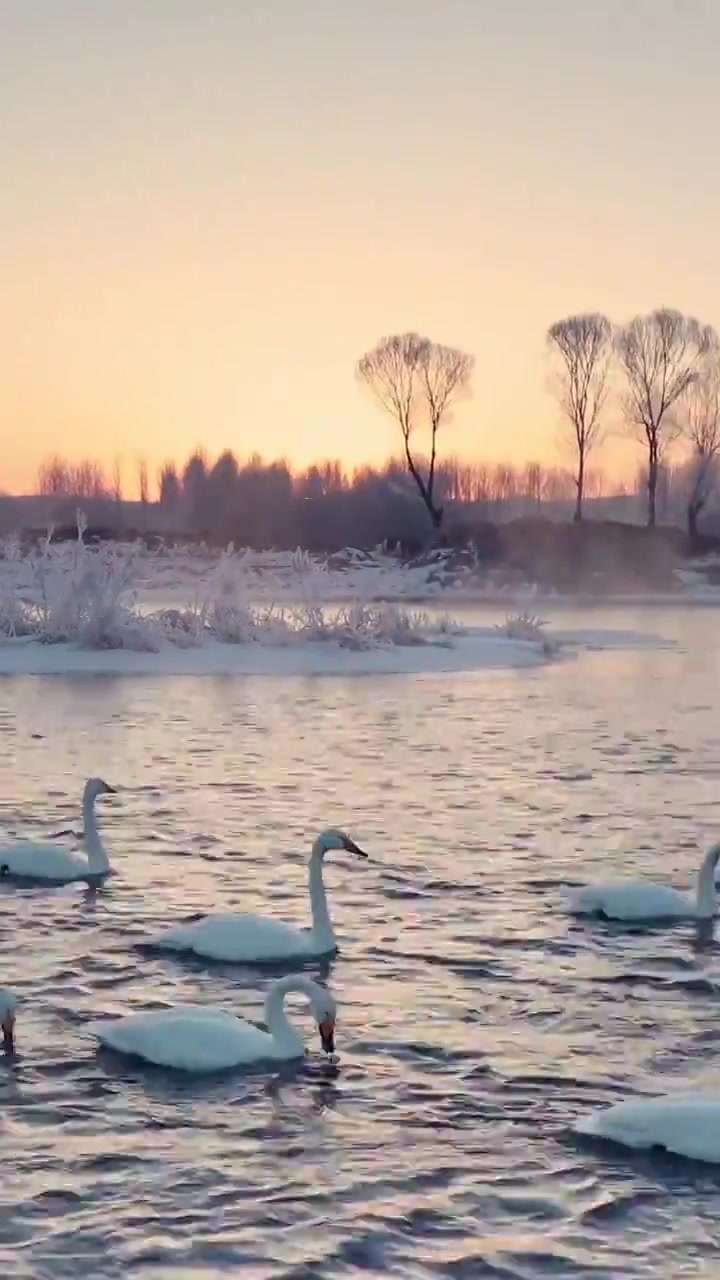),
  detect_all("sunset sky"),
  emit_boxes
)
[2,0,719,496]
